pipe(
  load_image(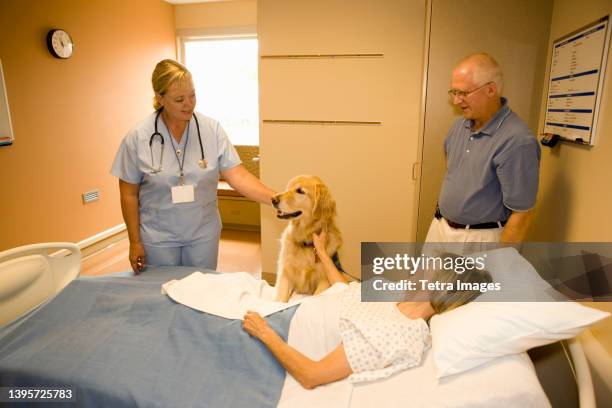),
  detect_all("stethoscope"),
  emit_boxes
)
[149,109,207,173]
